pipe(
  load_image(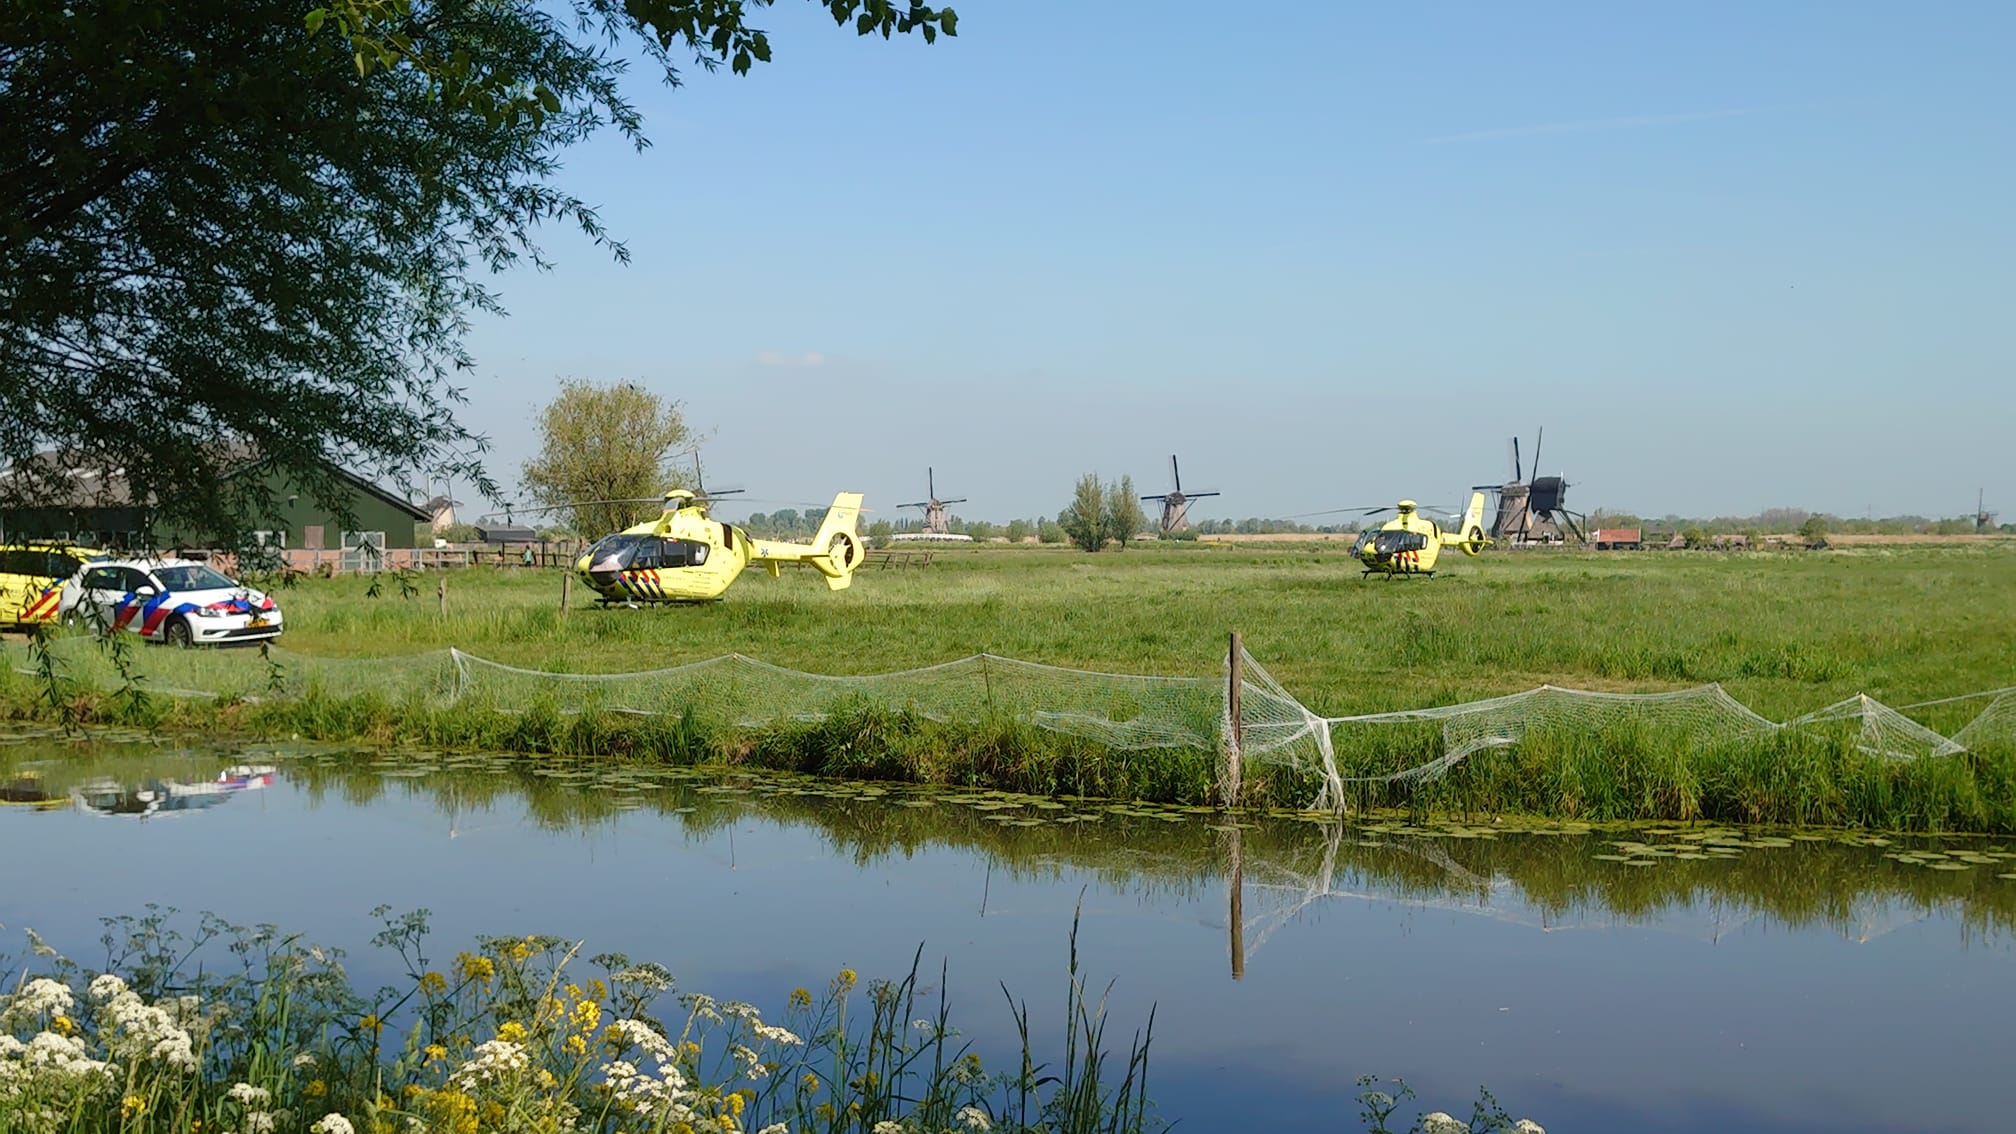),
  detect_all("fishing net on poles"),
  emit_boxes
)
[4,637,2013,812]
